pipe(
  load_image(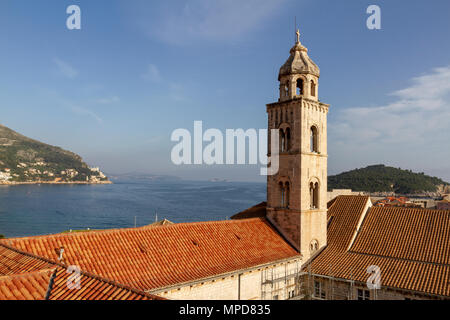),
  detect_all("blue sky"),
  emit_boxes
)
[1,0,450,182]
